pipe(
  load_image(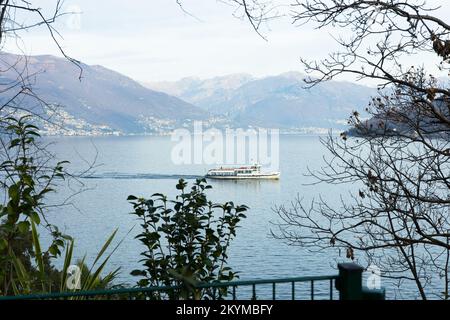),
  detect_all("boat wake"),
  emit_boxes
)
[81,172,205,180]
